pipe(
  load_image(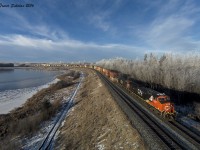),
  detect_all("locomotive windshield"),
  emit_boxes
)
[158,97,170,103]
